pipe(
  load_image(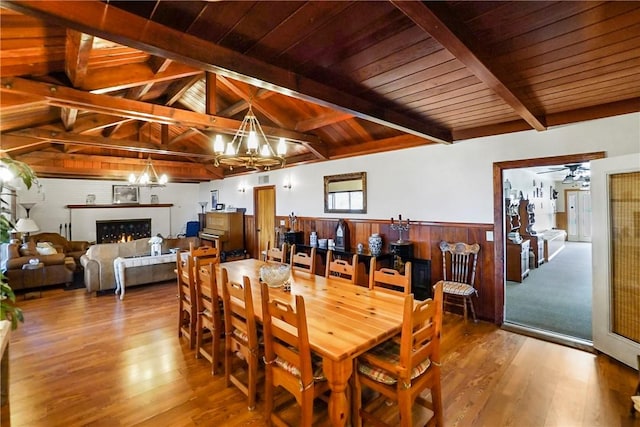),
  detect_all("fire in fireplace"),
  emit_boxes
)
[96,219,151,243]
